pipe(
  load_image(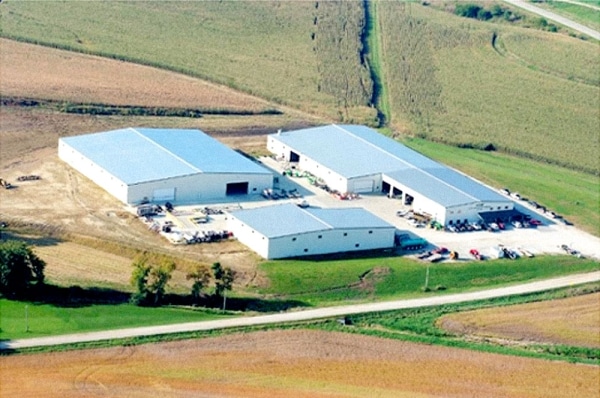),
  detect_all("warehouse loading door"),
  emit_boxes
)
[153,188,175,202]
[226,182,249,195]
[353,179,374,193]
